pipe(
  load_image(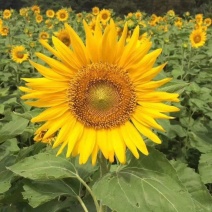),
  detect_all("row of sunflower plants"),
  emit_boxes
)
[0,5,212,212]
